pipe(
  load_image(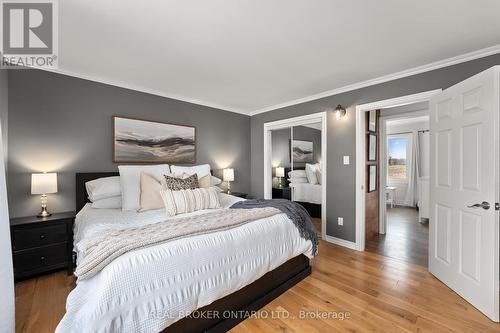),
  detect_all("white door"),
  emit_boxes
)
[429,66,499,322]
